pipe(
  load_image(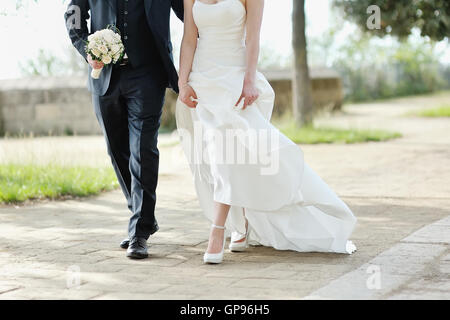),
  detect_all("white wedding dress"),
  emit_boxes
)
[176,0,357,254]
